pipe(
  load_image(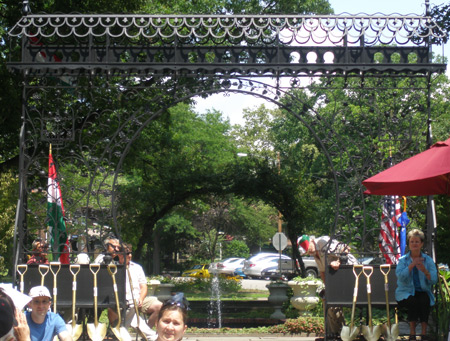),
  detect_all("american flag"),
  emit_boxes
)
[379,196,401,264]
